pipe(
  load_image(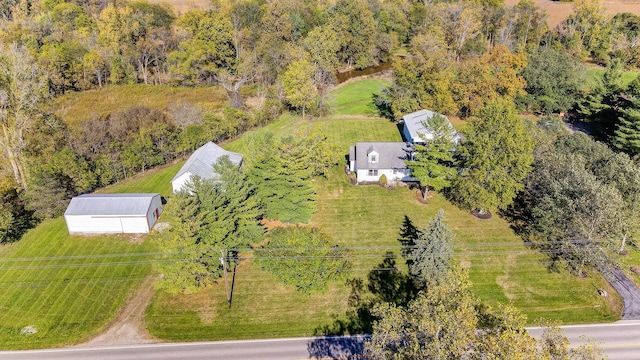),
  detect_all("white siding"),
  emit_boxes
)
[356,169,413,183]
[171,172,192,194]
[146,195,163,230]
[121,217,150,233]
